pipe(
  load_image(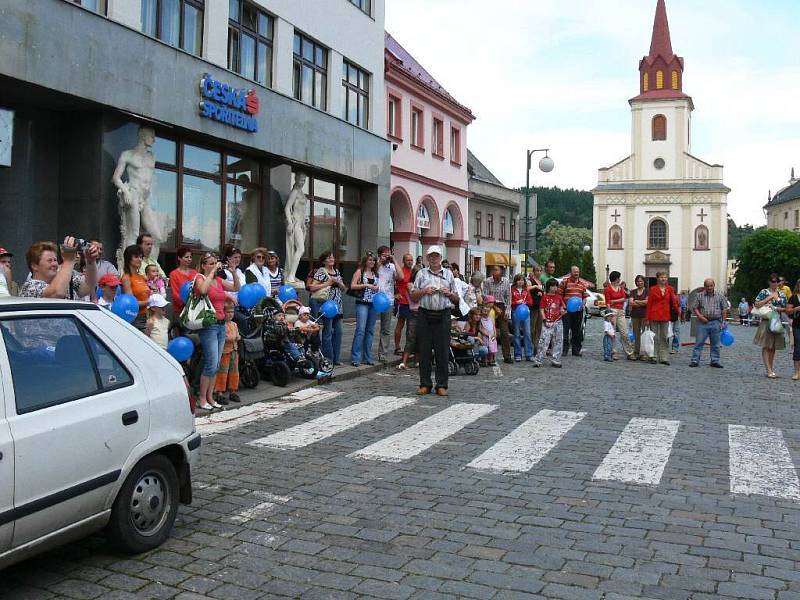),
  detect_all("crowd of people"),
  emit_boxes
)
[2,236,800,405]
